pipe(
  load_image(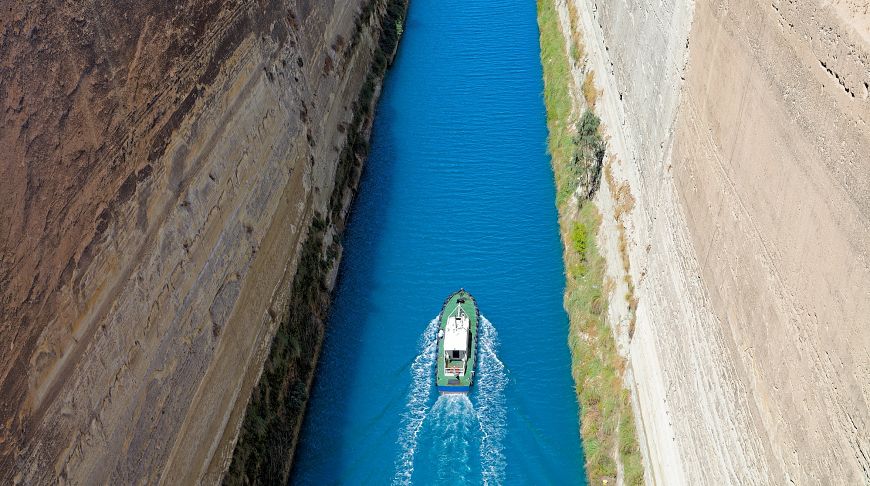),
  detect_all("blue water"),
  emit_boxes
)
[291,0,585,484]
